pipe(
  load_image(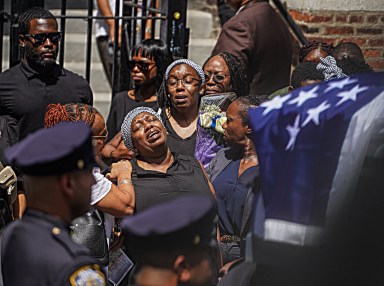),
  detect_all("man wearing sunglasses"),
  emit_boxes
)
[0,7,93,141]
[0,7,94,219]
